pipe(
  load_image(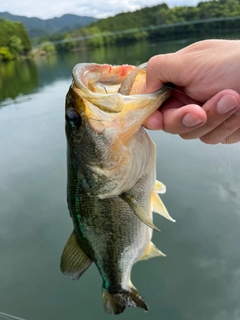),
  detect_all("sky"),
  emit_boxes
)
[0,0,203,20]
